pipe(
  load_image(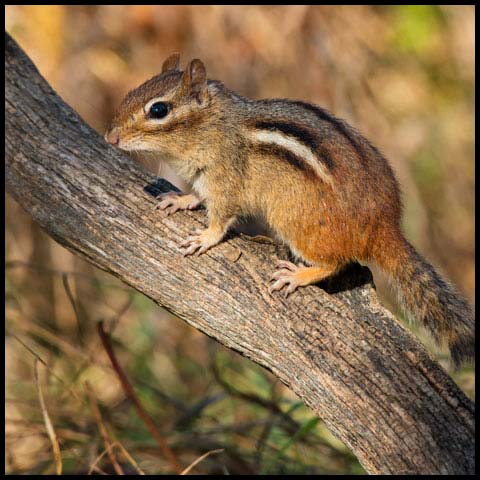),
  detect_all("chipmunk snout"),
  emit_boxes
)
[105,128,120,146]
